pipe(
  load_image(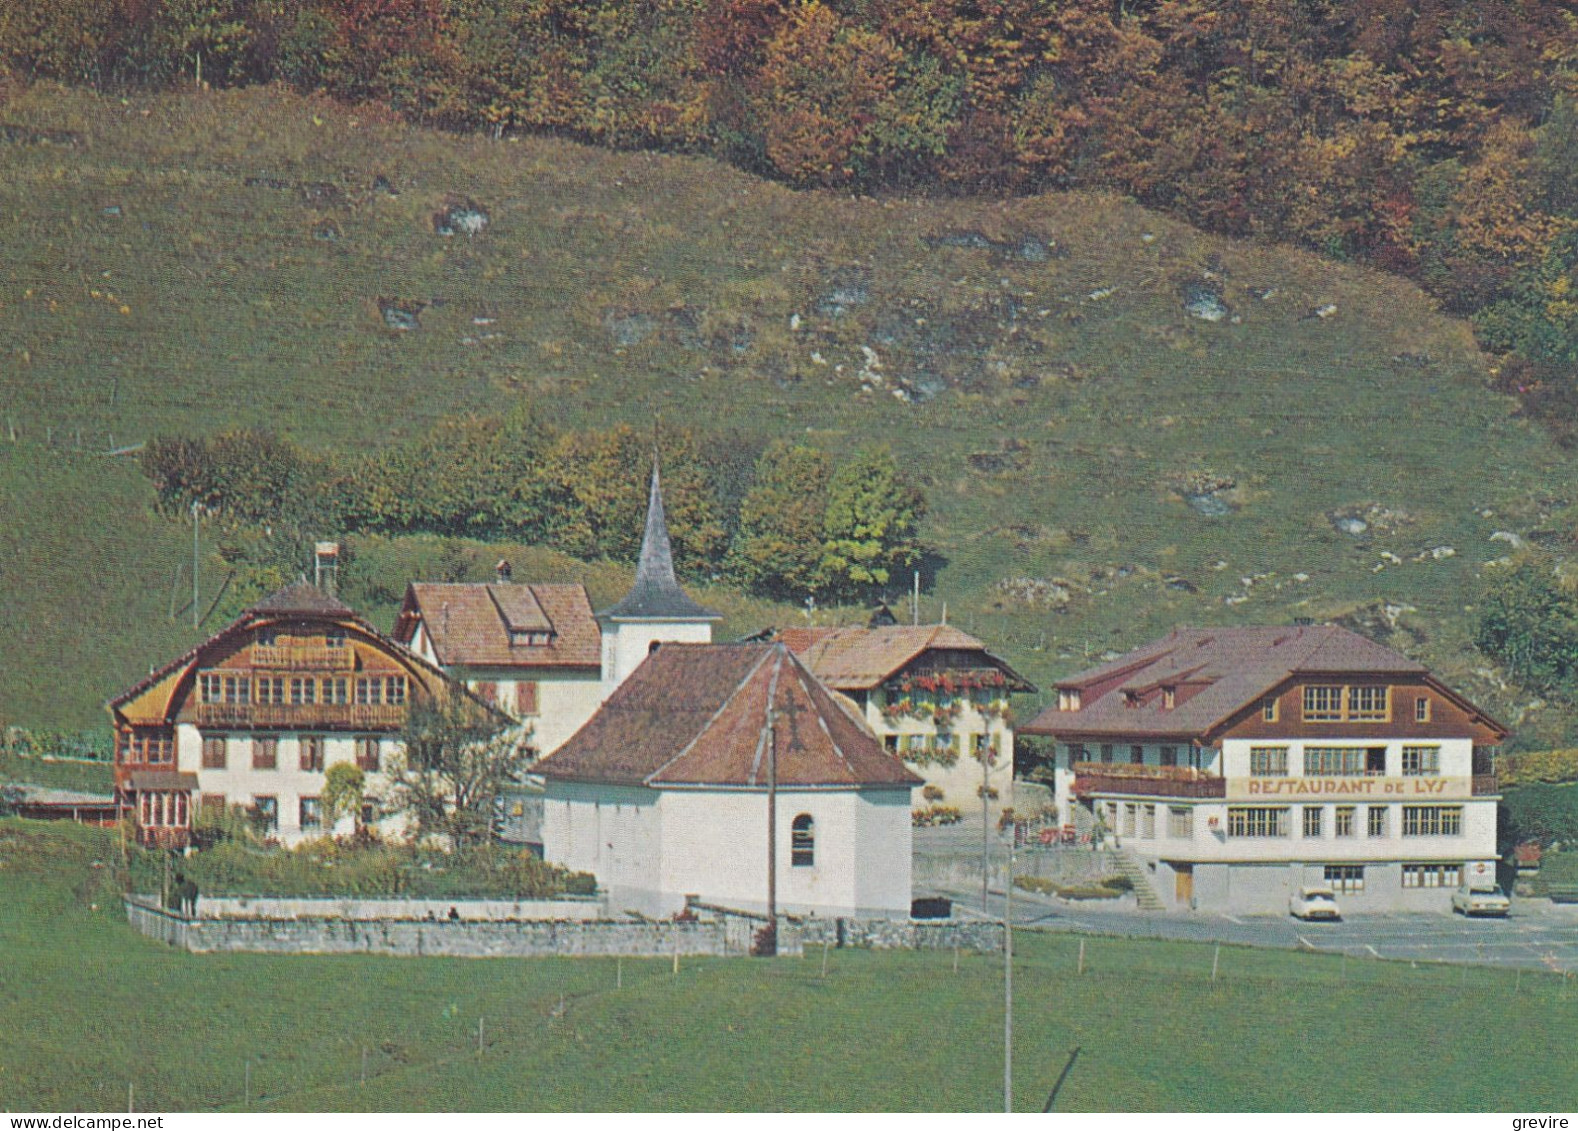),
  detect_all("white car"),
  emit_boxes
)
[1451,883,1511,917]
[1289,887,1341,921]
